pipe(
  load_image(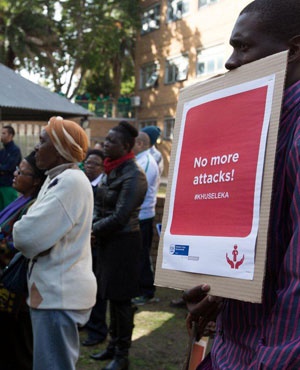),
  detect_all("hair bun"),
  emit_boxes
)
[118,121,138,138]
